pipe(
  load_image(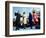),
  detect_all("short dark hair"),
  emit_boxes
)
[33,10,35,13]
[32,8,35,13]
[23,12,25,14]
